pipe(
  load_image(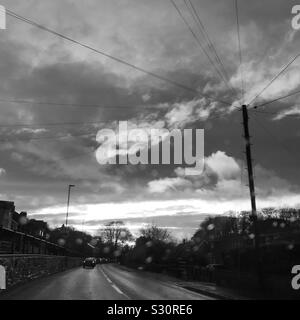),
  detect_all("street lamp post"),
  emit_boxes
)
[65,184,75,227]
